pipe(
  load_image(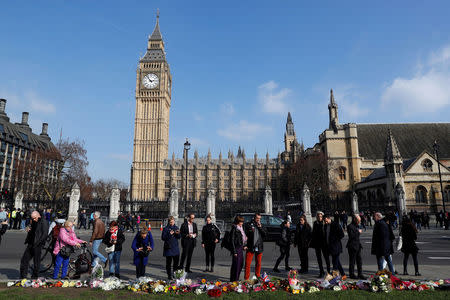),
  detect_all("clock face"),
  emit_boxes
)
[142,73,159,89]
